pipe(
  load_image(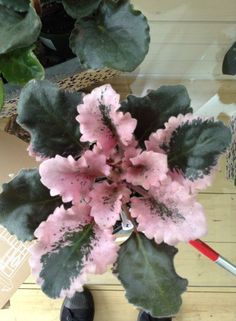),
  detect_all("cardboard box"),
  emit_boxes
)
[0,129,37,308]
